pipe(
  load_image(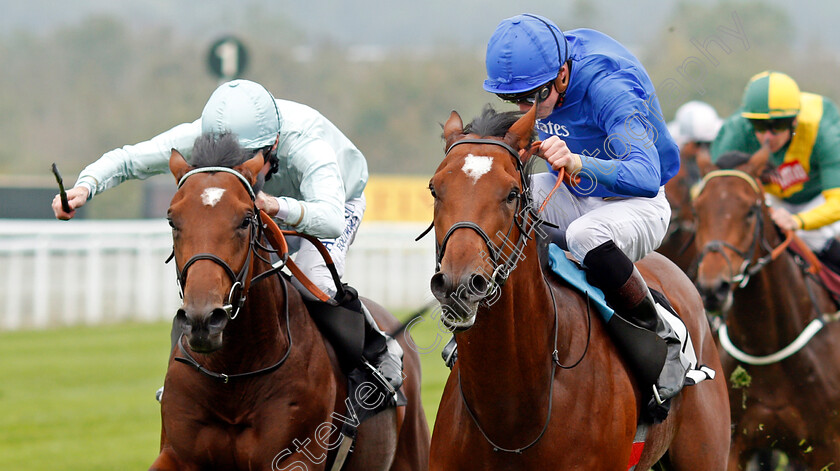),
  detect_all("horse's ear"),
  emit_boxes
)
[443,110,464,150]
[169,149,192,182]
[741,140,772,178]
[695,146,718,176]
[504,104,537,151]
[236,150,265,186]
